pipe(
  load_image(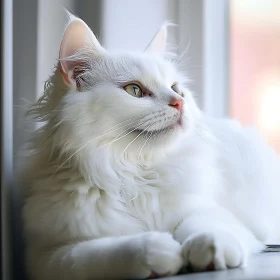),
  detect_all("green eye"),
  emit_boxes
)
[171,83,180,94]
[124,84,143,97]
[171,83,184,97]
